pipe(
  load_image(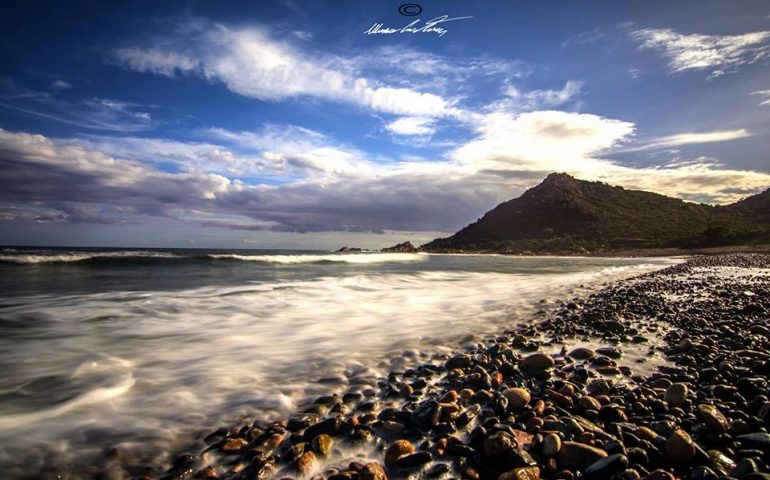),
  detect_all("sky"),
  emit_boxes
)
[0,0,769,249]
